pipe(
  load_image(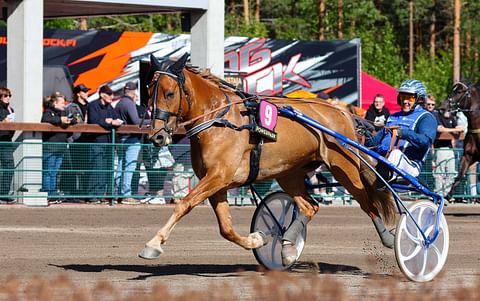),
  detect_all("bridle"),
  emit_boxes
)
[148,69,191,136]
[445,81,480,134]
[447,81,471,113]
